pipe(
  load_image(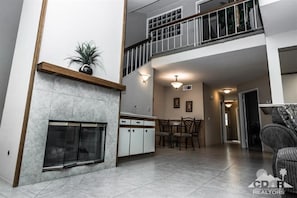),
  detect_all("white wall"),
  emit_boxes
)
[0,0,23,122]
[265,30,297,104]
[282,73,297,103]
[203,84,222,146]
[121,62,154,115]
[162,82,204,120]
[38,0,125,83]
[125,12,147,47]
[153,82,166,118]
[0,0,43,184]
